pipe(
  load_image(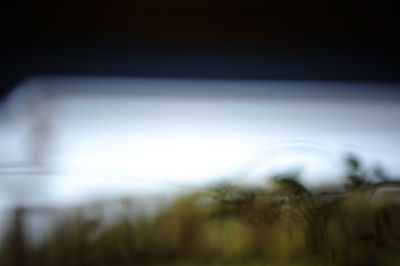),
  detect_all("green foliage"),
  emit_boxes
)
[1,155,400,266]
